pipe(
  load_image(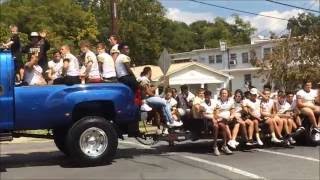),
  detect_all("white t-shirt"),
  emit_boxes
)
[192,96,205,119]
[216,98,235,120]
[234,100,243,113]
[243,98,261,118]
[277,101,291,114]
[296,89,318,105]
[97,52,116,78]
[85,50,100,79]
[48,59,63,80]
[64,53,80,76]
[186,91,195,102]
[163,97,177,109]
[201,99,216,115]
[260,99,275,114]
[115,54,131,78]
[24,65,44,85]
[110,44,119,53]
